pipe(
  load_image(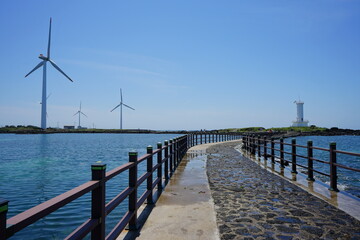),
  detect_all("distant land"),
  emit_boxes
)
[0,125,359,137]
